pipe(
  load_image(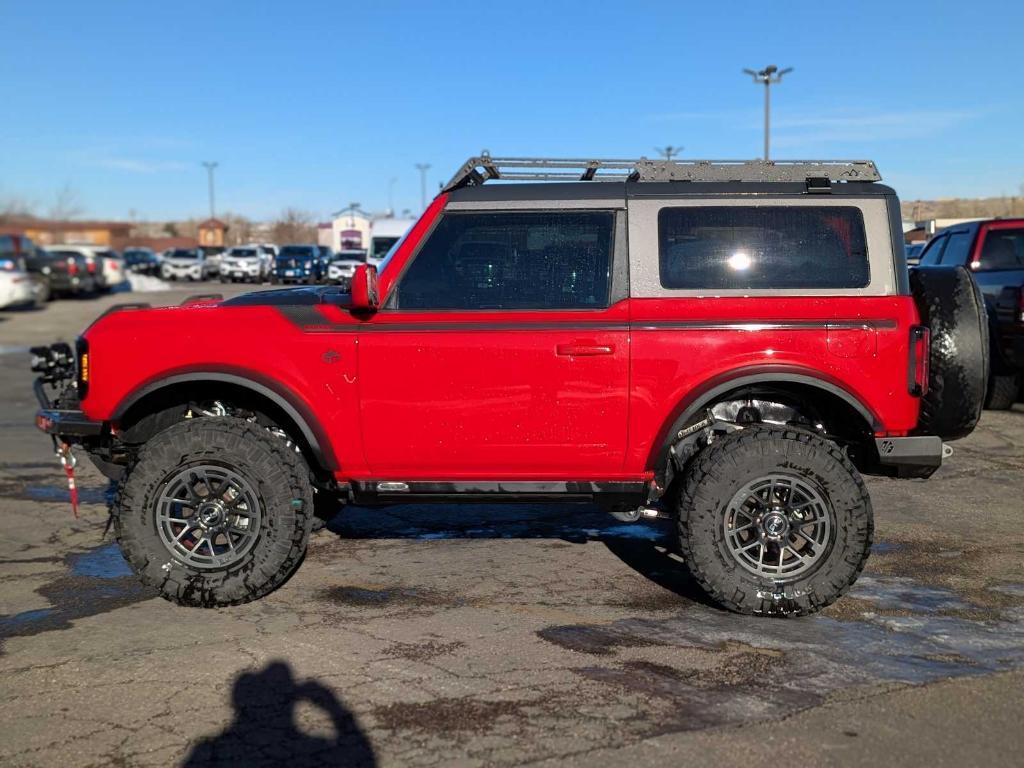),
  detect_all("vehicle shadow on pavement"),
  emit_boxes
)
[326,503,719,609]
[181,660,376,767]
